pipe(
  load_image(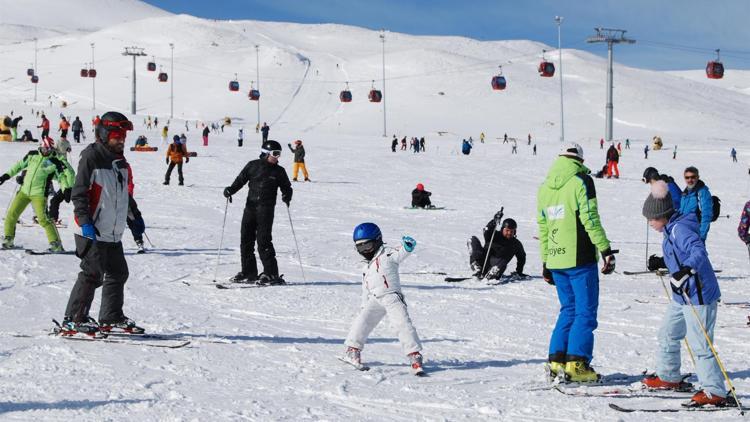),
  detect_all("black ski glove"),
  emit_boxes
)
[542,264,554,286]
[0,173,9,185]
[165,158,169,165]
[223,187,232,203]
[494,208,504,224]
[671,266,693,283]
[63,188,72,203]
[647,255,666,271]
[185,157,189,163]
[601,248,617,275]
